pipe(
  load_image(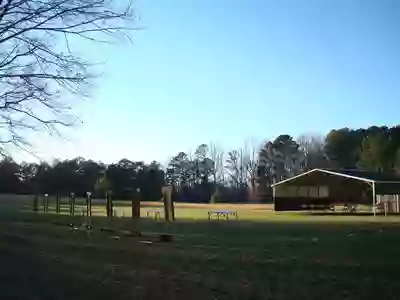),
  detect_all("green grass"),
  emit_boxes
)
[2,208,400,299]
[2,197,400,299]
[31,201,400,223]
